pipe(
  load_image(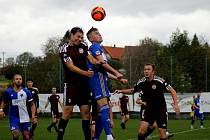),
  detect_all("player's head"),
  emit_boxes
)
[26,78,33,88]
[86,27,103,43]
[52,87,56,94]
[197,92,201,98]
[13,74,22,88]
[144,63,155,78]
[64,27,84,46]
